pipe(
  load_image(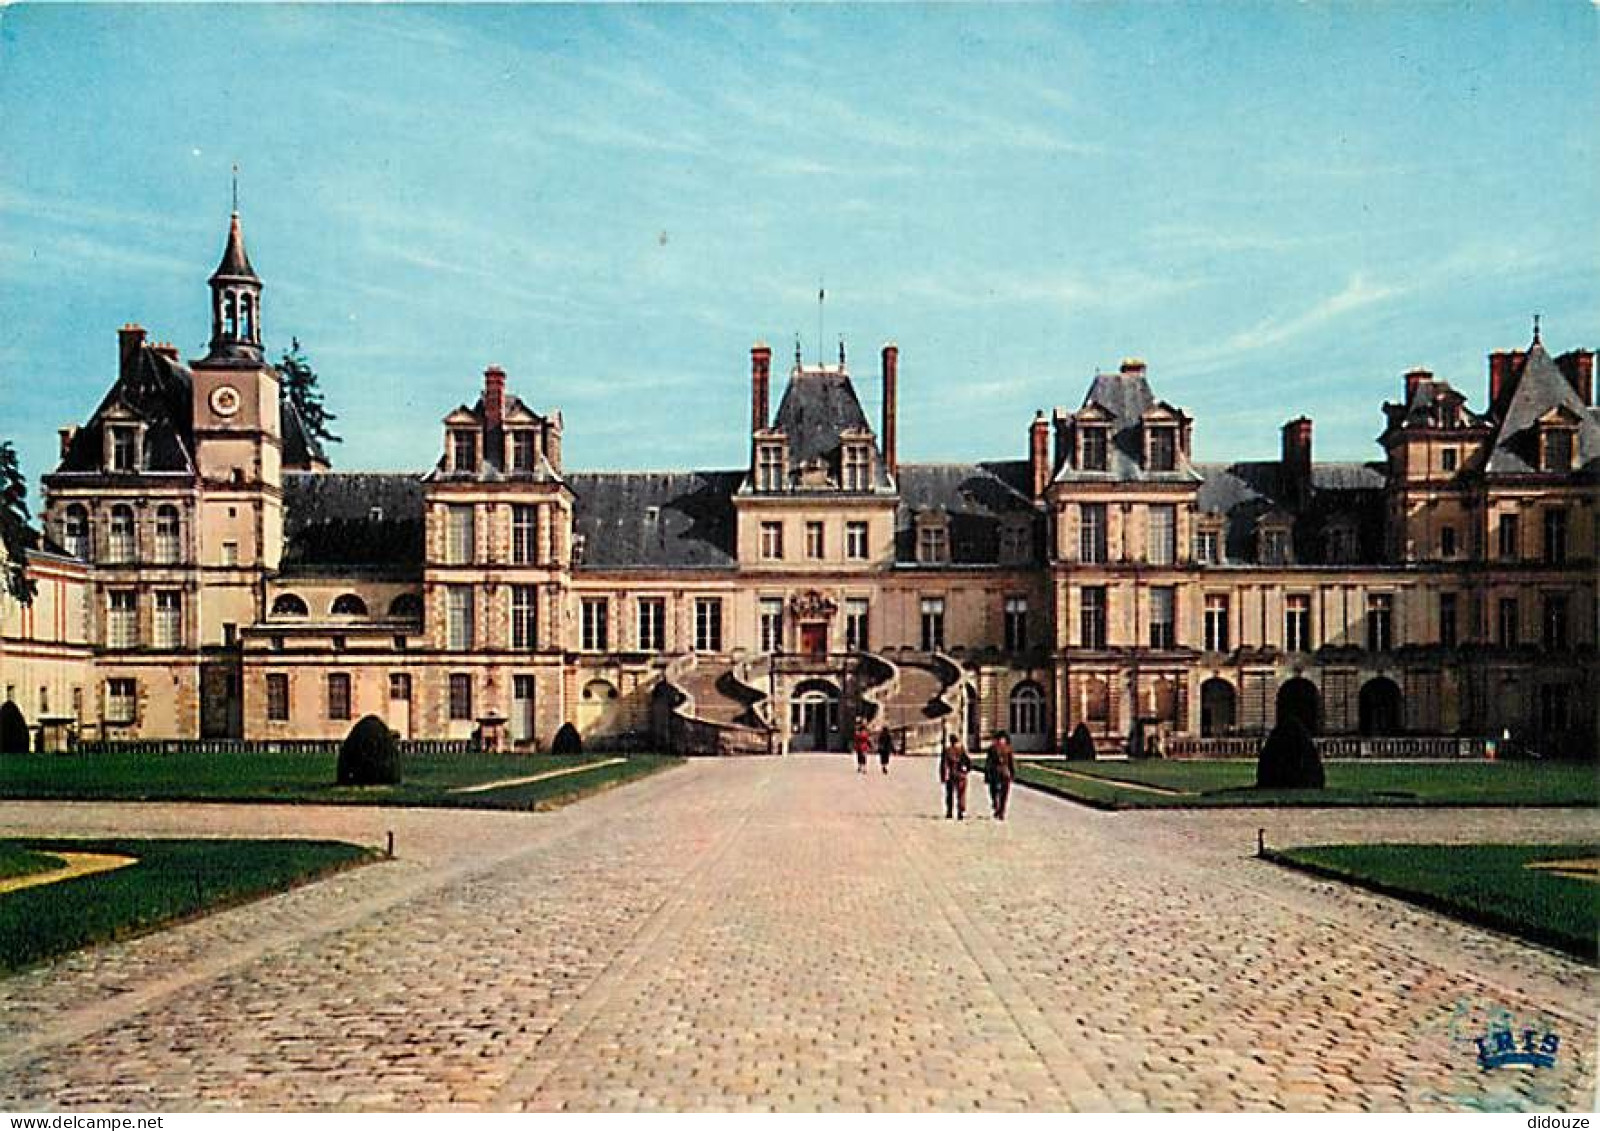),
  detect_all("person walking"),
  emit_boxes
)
[985,730,1016,820]
[877,727,894,774]
[853,719,871,774]
[940,733,972,819]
